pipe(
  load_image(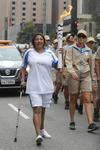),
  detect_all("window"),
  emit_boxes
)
[64,1,66,4]
[22,2,26,5]
[33,8,36,11]
[12,7,15,10]
[22,13,26,16]
[22,7,26,11]
[12,18,15,21]
[12,12,15,16]
[64,7,66,10]
[33,18,36,22]
[33,2,36,5]
[12,1,15,5]
[33,13,36,16]
[22,18,26,21]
